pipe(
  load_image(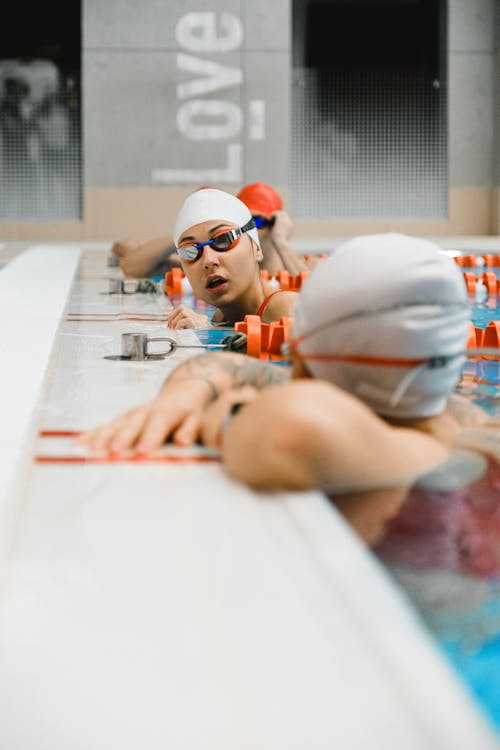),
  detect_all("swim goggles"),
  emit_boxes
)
[177,218,256,262]
[252,215,275,229]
